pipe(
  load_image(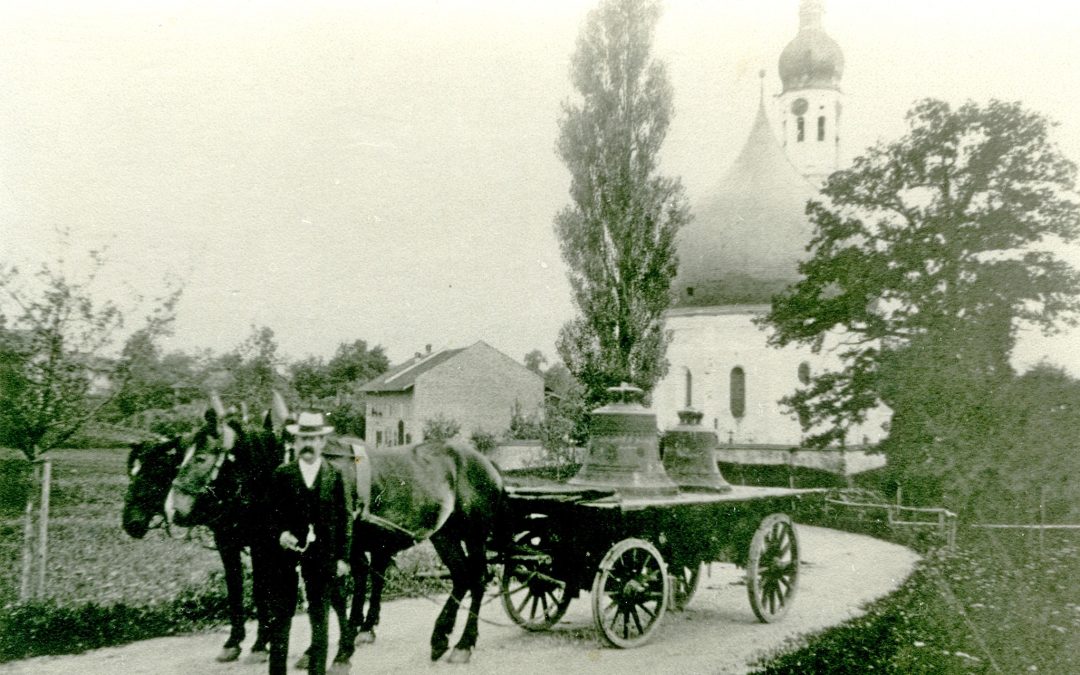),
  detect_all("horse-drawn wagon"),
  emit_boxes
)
[123,387,820,665]
[497,481,814,648]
